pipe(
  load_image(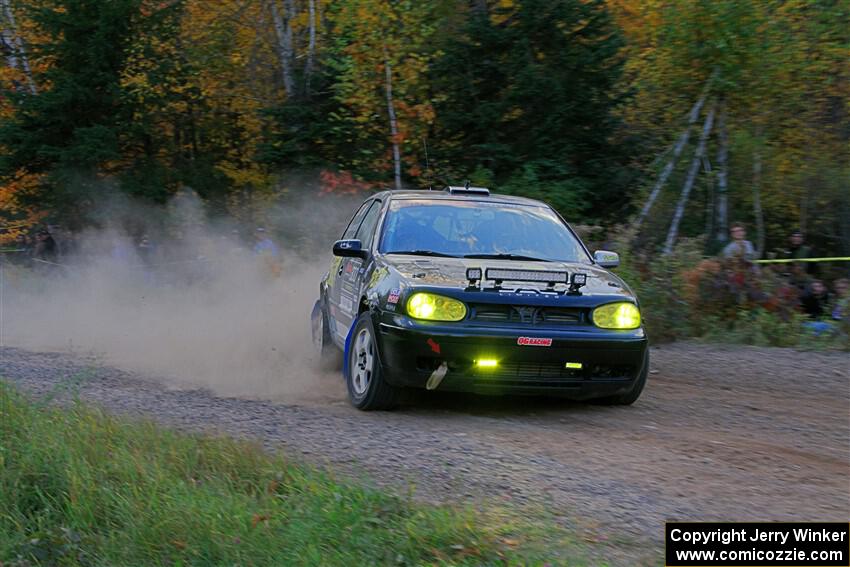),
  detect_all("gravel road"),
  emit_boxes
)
[2,342,848,563]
